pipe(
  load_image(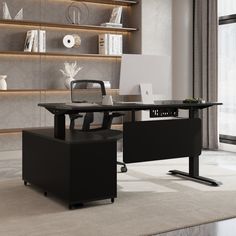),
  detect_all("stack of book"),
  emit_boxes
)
[98,34,123,56]
[24,30,46,53]
[101,22,123,28]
